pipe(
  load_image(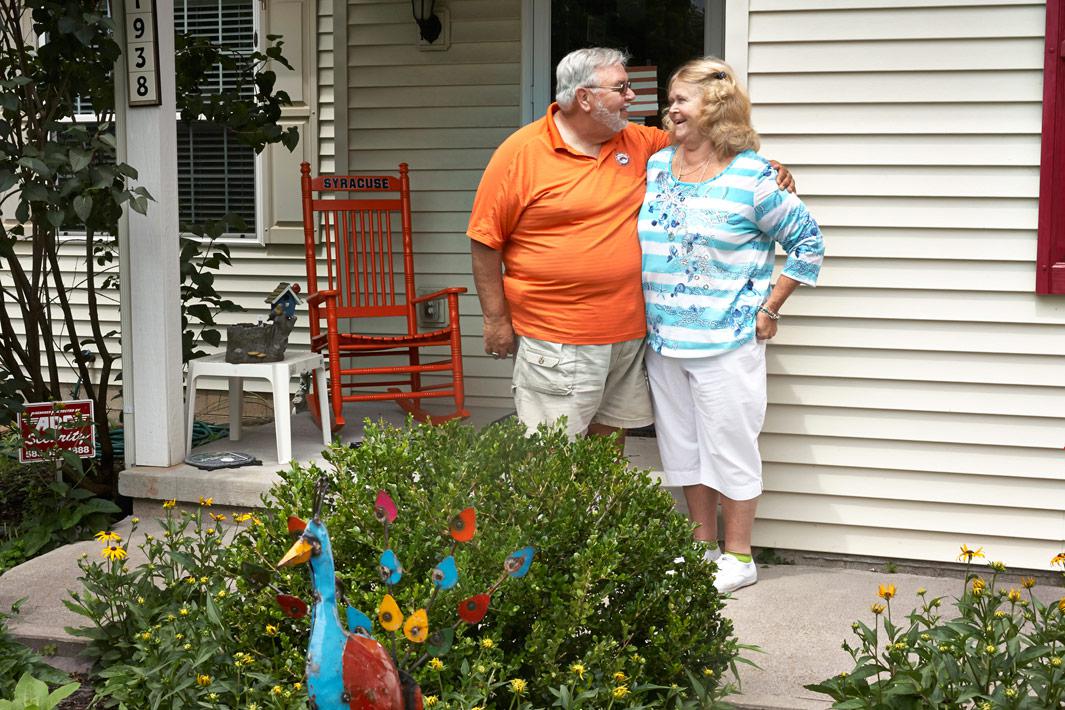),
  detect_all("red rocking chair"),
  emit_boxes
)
[299,162,469,430]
